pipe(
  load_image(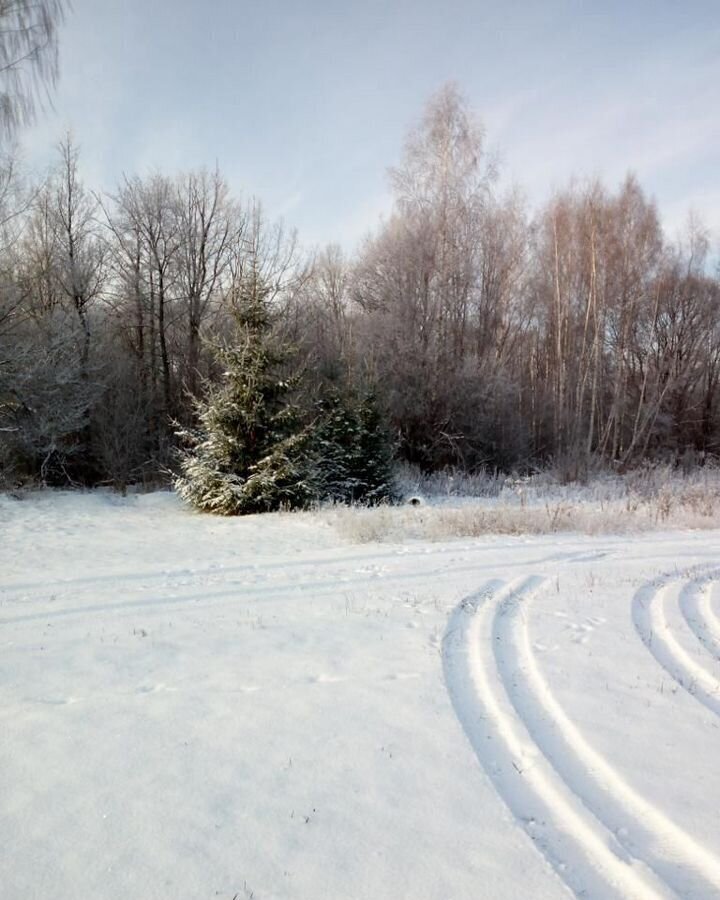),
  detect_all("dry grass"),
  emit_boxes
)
[324,465,720,543]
